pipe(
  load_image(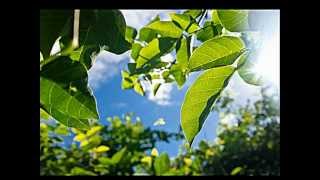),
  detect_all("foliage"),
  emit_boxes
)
[40,114,183,176]
[40,10,132,129]
[119,9,268,144]
[40,9,276,148]
[41,89,279,176]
